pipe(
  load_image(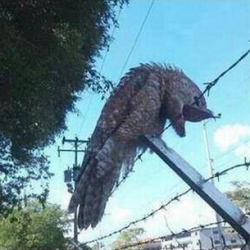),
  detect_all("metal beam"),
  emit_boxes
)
[144,135,250,243]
